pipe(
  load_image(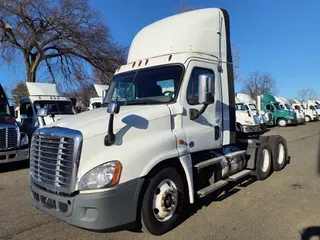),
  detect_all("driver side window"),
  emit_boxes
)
[266,104,274,111]
[187,67,214,105]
